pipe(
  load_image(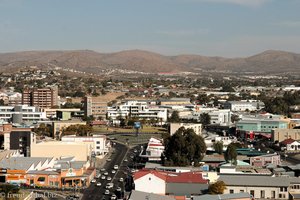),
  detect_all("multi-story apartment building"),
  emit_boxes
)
[107,100,167,122]
[0,105,46,123]
[22,87,58,109]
